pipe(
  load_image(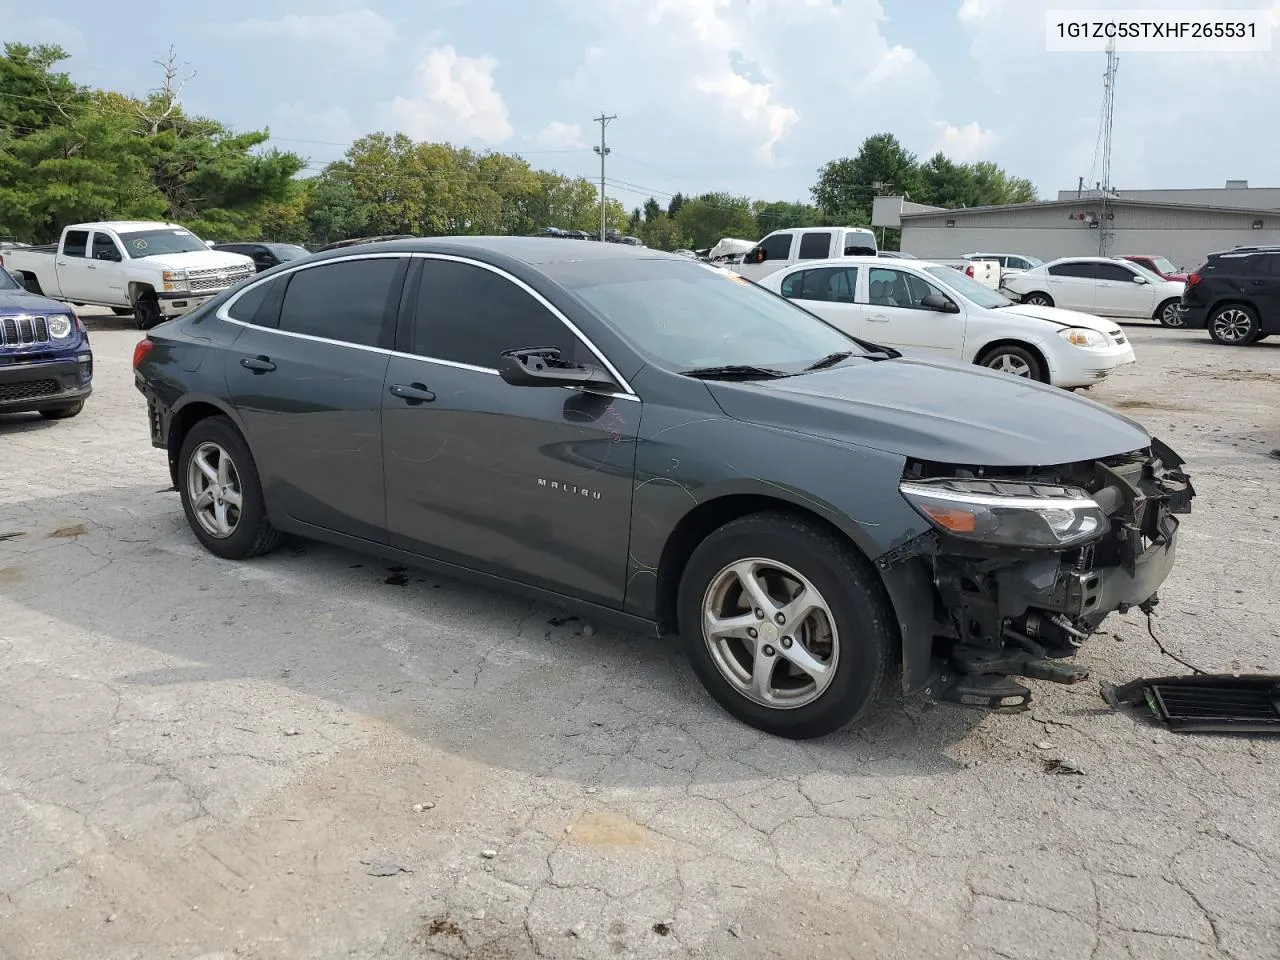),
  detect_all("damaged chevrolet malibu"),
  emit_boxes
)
[133,238,1195,739]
